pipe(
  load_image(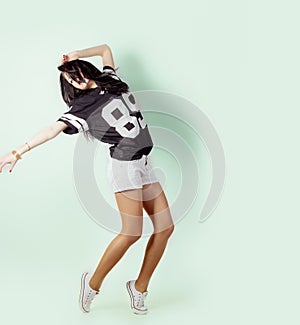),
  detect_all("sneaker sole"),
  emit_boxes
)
[126,281,148,315]
[79,272,89,313]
